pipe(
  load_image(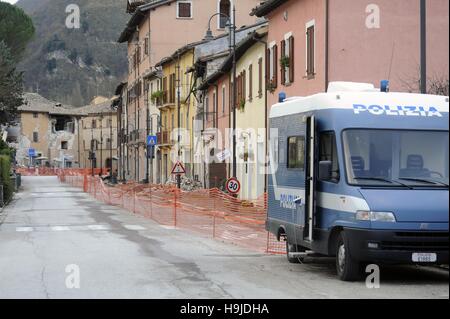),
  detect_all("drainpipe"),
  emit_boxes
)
[252,34,268,193]
[420,0,427,94]
[325,0,329,92]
